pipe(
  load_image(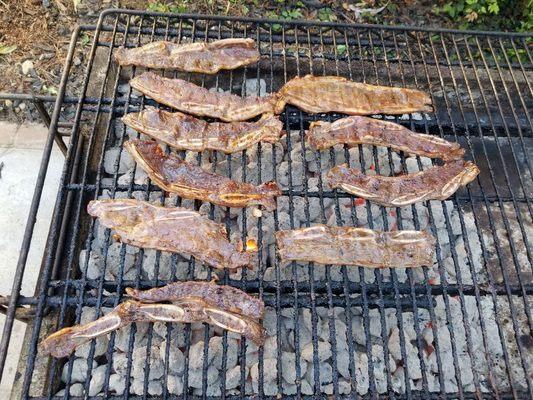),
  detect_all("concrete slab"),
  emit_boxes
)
[0,122,64,398]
